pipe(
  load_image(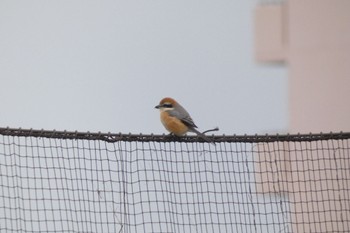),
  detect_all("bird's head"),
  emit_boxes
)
[155,97,177,112]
